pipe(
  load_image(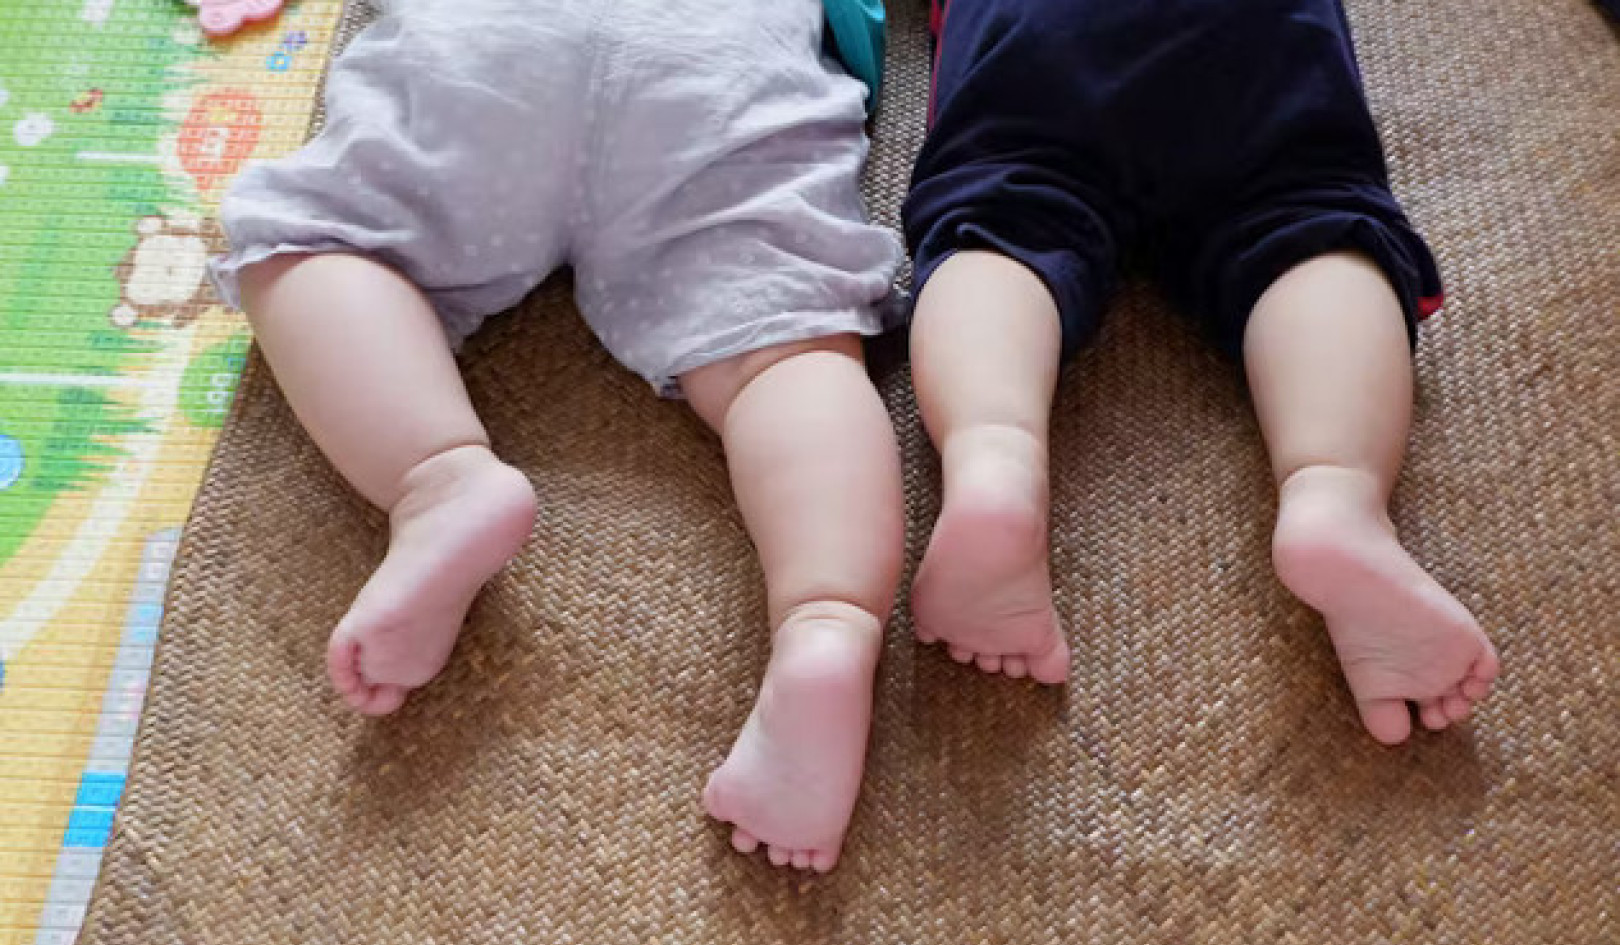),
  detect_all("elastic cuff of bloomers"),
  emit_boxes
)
[1211,210,1444,358]
[208,241,343,312]
[648,291,909,399]
[209,243,488,349]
